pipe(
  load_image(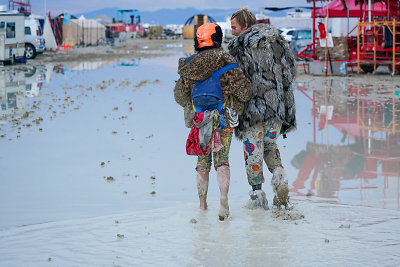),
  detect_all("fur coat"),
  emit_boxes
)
[174,47,252,128]
[228,23,297,139]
